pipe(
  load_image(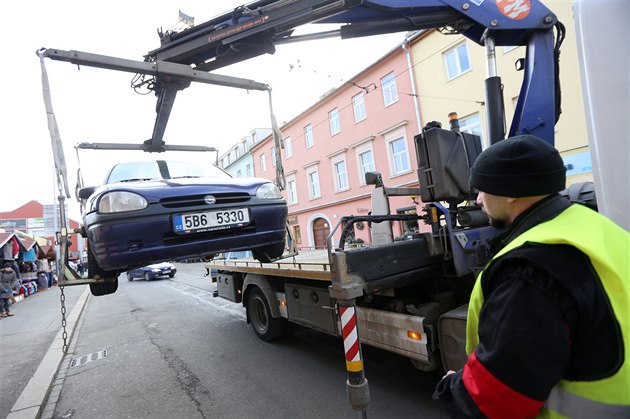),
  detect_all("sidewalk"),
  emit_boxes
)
[0,284,89,419]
